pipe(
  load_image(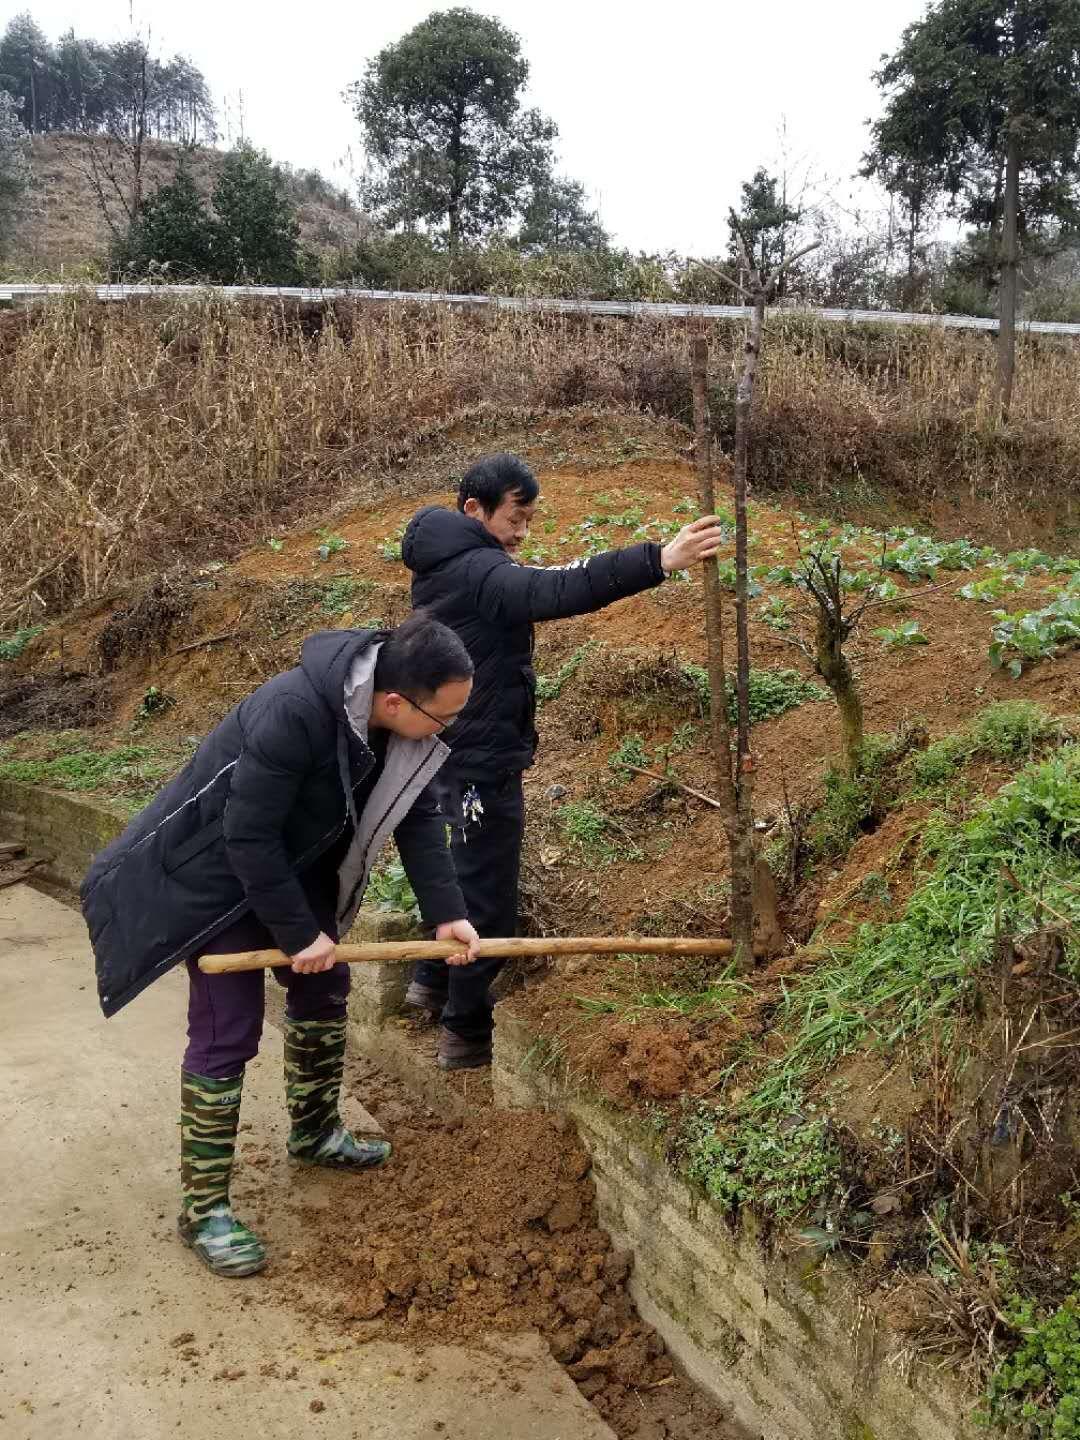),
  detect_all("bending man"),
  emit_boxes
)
[82,614,479,1277]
